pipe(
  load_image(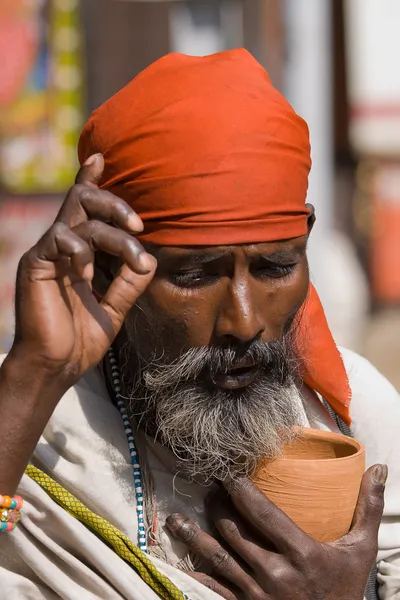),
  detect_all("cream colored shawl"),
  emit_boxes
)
[1,349,400,599]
